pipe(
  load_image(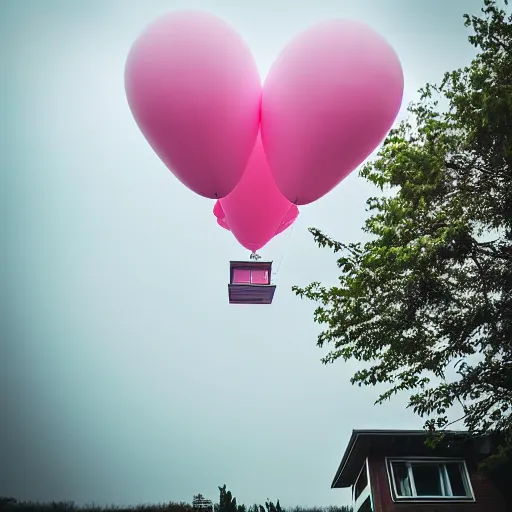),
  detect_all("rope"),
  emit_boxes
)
[272,221,296,278]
